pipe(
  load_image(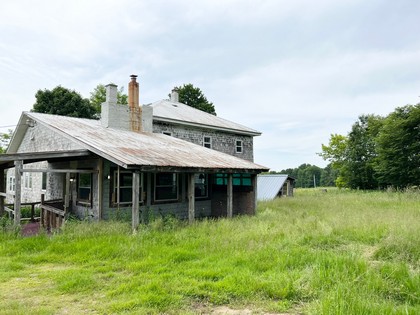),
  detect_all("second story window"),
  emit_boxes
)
[203,136,212,149]
[236,140,243,153]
